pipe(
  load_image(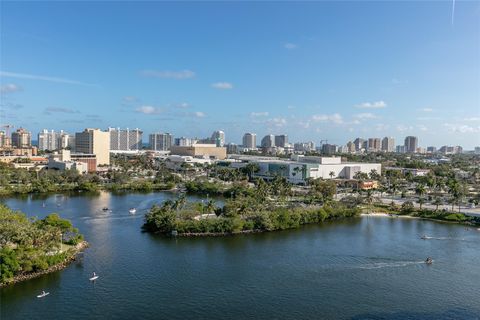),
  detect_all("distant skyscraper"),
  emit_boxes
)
[294,141,316,153]
[149,133,173,151]
[0,131,5,148]
[261,135,275,148]
[396,145,406,153]
[322,143,337,155]
[404,136,418,153]
[11,128,32,148]
[174,137,195,146]
[75,128,110,165]
[426,146,437,153]
[226,143,238,154]
[367,138,381,152]
[346,141,356,153]
[274,135,288,148]
[381,137,395,152]
[38,129,72,151]
[353,138,364,151]
[242,133,257,149]
[211,130,225,147]
[108,128,143,151]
